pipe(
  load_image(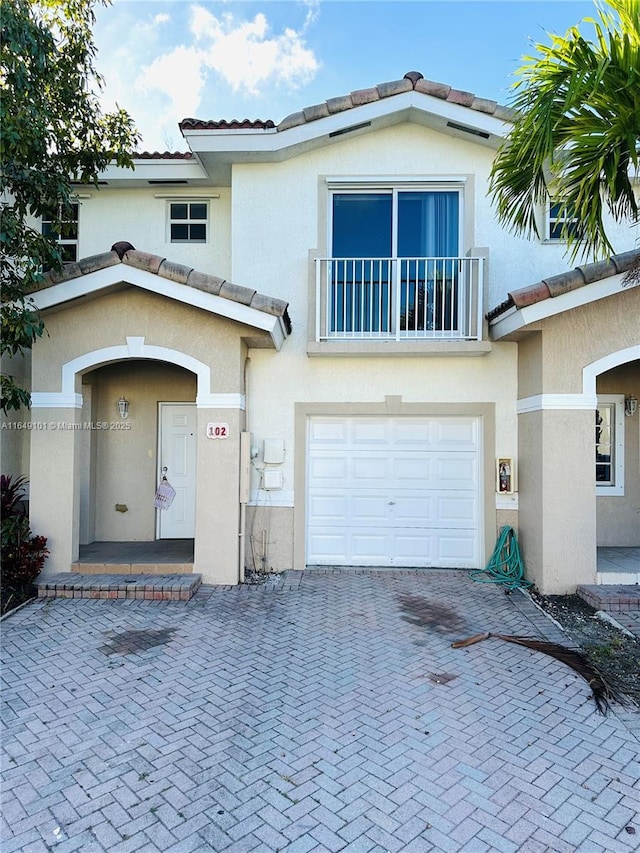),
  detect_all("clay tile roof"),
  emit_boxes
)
[36,243,291,335]
[180,71,511,134]
[133,151,193,160]
[487,250,640,322]
[179,118,276,131]
[276,71,507,132]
